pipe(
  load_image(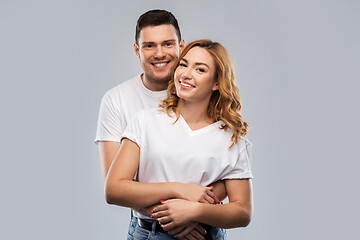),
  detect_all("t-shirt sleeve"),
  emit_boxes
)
[95,91,123,143]
[121,110,143,148]
[221,139,253,180]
